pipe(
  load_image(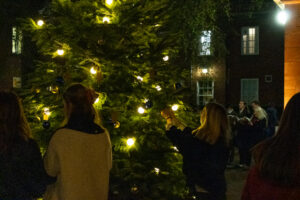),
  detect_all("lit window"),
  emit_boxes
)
[199,31,211,56]
[12,26,22,54]
[241,27,259,55]
[196,79,214,106]
[241,79,259,103]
